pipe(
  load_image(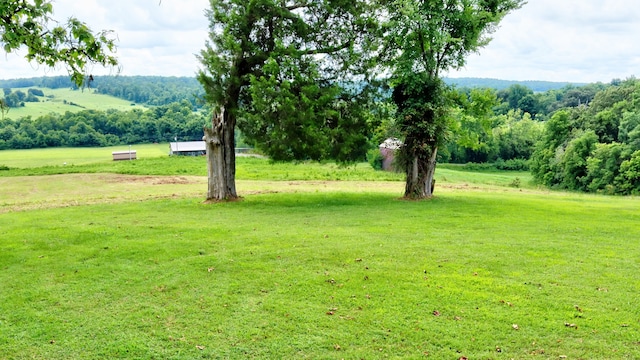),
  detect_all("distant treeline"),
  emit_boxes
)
[444,77,587,92]
[0,101,208,149]
[437,77,640,194]
[530,78,640,195]
[0,75,588,107]
[436,81,611,165]
[0,76,205,107]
